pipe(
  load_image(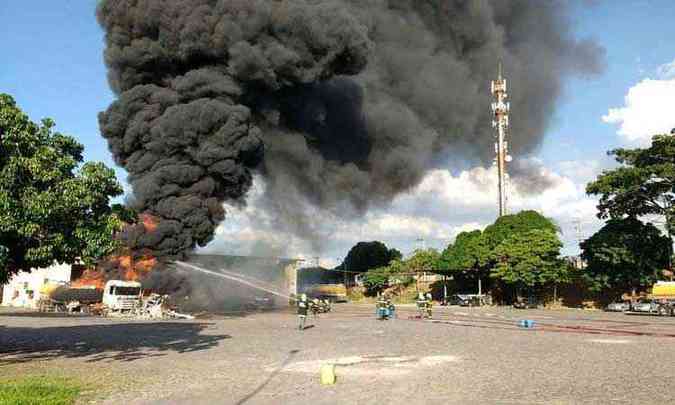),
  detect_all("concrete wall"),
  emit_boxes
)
[1,263,72,309]
[284,263,299,296]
